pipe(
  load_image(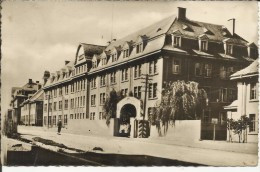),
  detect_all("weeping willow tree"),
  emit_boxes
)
[151,80,207,135]
[103,89,124,126]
